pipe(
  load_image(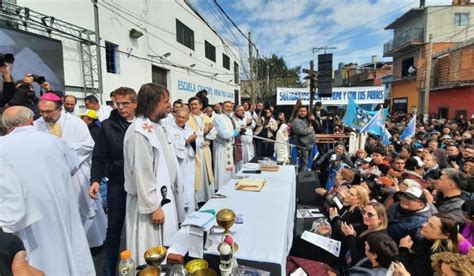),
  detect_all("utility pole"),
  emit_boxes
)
[248,32,256,105]
[92,0,103,102]
[266,64,270,98]
[422,34,433,122]
[303,60,318,113]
